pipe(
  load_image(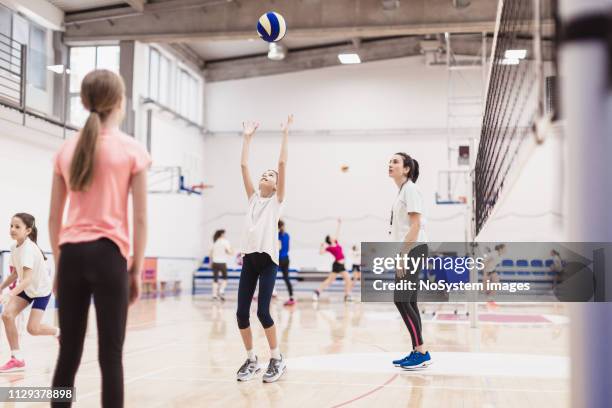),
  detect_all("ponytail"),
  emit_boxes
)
[13,213,47,260]
[70,112,101,191]
[411,158,420,182]
[70,69,126,192]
